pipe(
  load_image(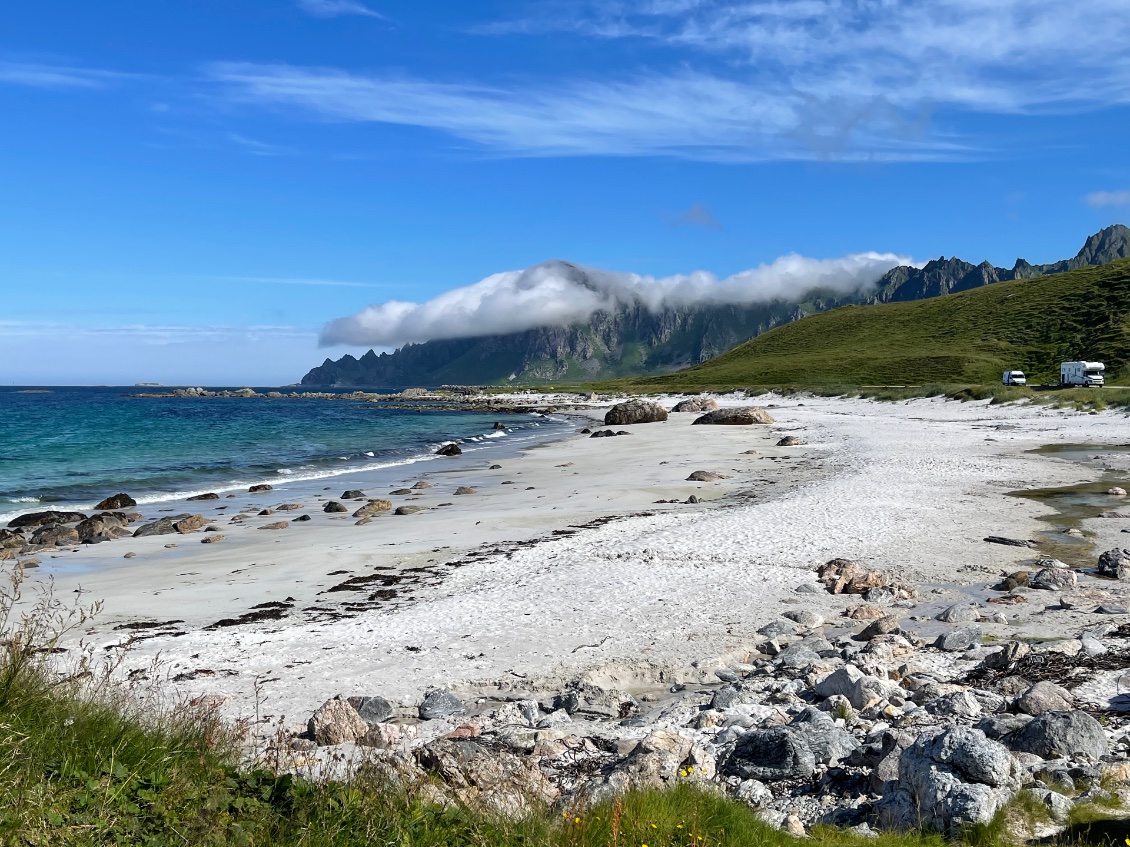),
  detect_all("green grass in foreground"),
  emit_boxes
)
[0,571,1126,847]
[589,258,1130,392]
